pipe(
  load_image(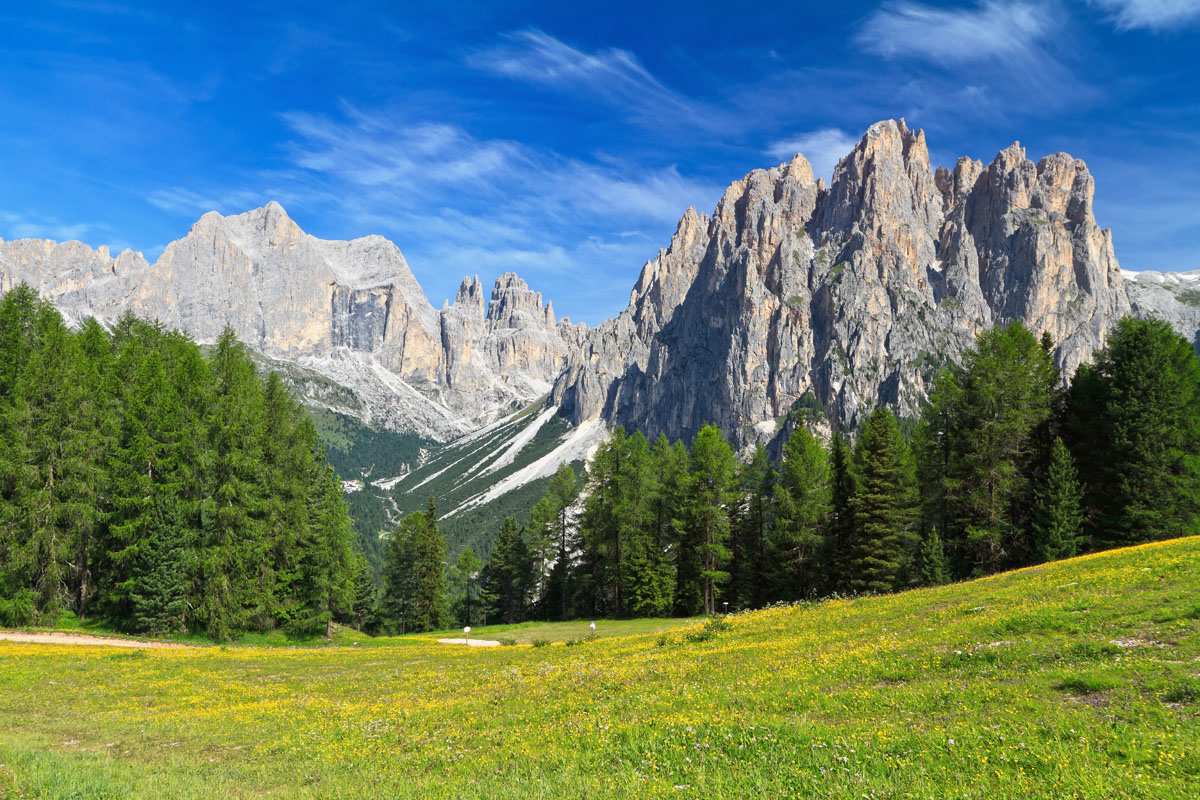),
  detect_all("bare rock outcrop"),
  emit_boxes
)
[553,119,1130,449]
[0,203,581,439]
[0,119,1162,453]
